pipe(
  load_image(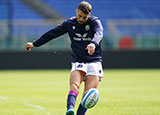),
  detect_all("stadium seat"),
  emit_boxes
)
[119,36,134,49]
